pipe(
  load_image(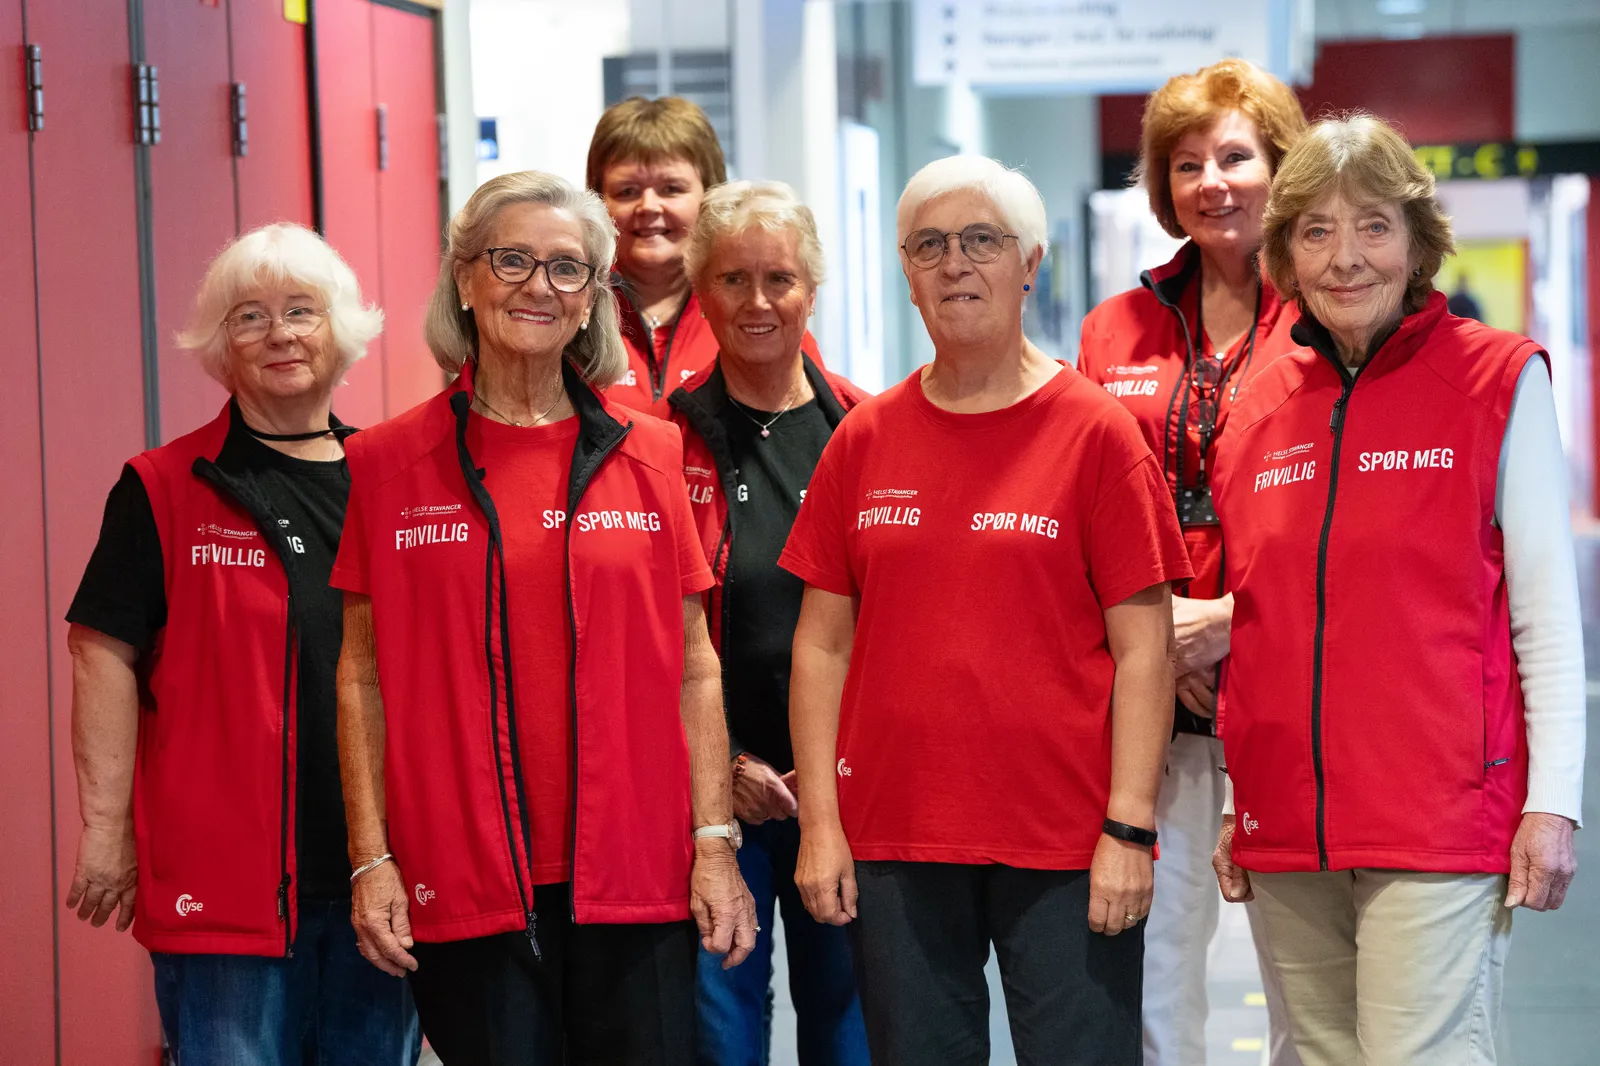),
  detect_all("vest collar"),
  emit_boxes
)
[1291,290,1449,381]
